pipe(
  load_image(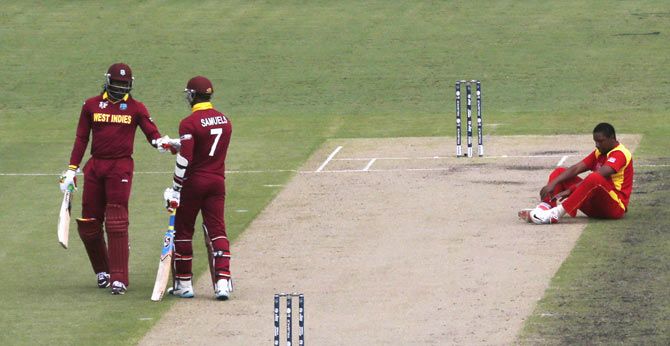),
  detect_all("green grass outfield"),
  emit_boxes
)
[1,1,668,344]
